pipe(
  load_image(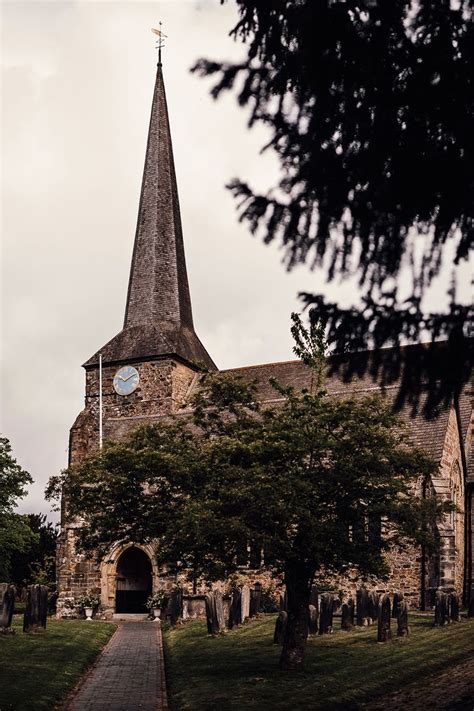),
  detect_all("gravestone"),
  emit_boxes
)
[23,584,48,633]
[249,583,262,618]
[397,599,409,637]
[309,586,318,608]
[356,588,370,626]
[241,584,250,621]
[167,587,183,625]
[205,592,226,635]
[308,604,318,635]
[434,589,448,626]
[229,588,242,628]
[318,592,334,635]
[341,598,354,631]
[392,592,402,619]
[448,593,461,623]
[279,589,287,612]
[0,584,15,632]
[368,590,379,623]
[273,610,288,644]
[377,593,392,642]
